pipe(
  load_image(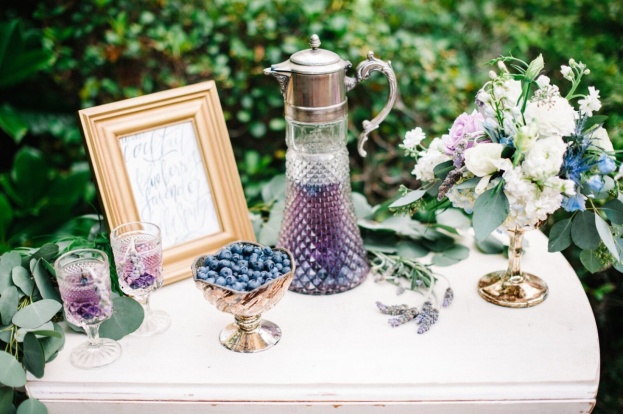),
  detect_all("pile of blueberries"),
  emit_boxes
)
[195,243,292,292]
